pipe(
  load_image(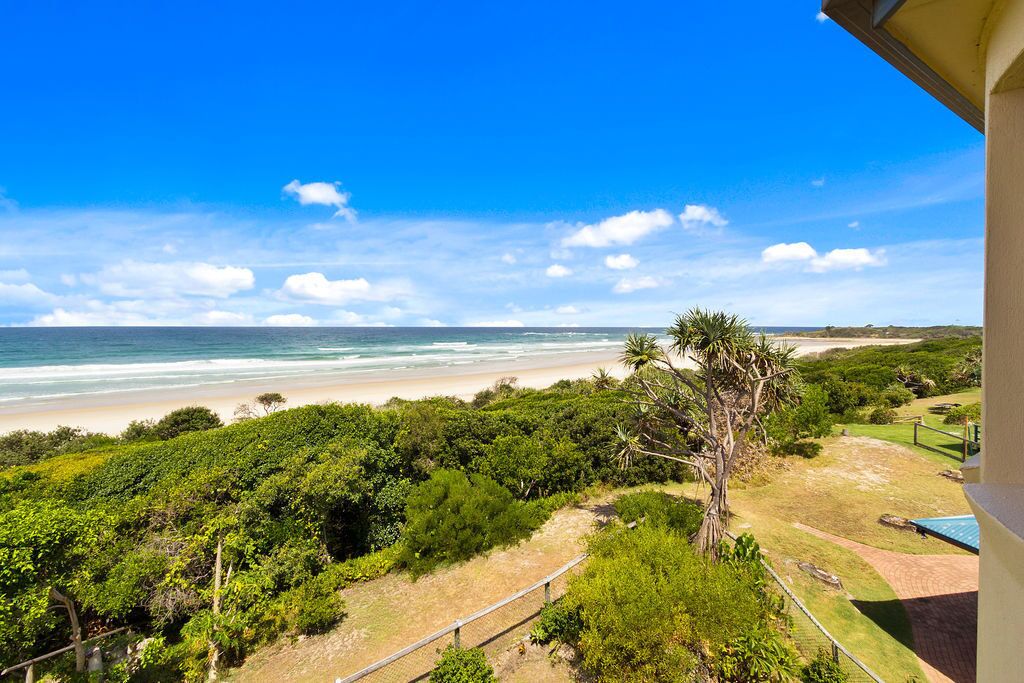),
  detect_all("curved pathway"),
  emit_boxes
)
[795,523,978,683]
